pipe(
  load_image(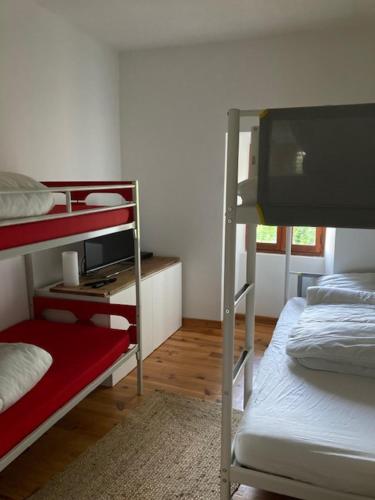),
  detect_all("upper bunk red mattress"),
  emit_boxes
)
[0,204,131,251]
[0,319,130,459]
